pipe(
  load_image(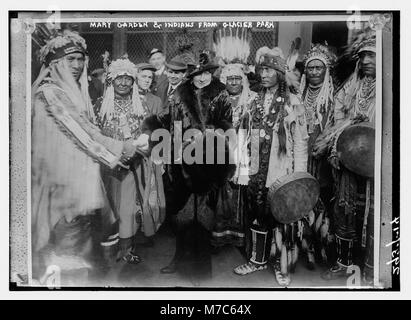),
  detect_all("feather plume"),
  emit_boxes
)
[213,27,251,64]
